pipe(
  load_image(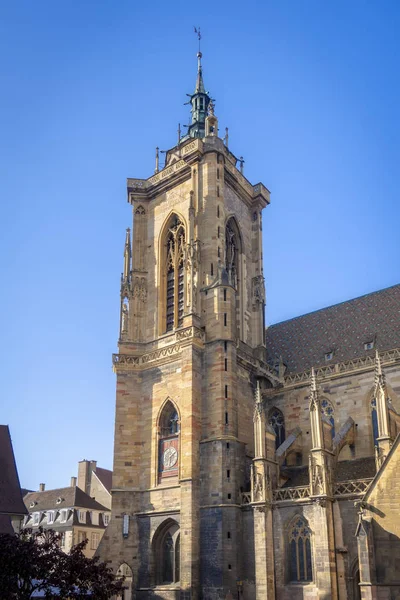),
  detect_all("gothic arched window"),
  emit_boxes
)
[164,215,185,332]
[269,408,285,449]
[289,517,313,582]
[158,400,180,483]
[321,398,335,438]
[153,521,180,585]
